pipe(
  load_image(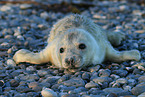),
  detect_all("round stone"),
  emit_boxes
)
[41,87,58,97]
